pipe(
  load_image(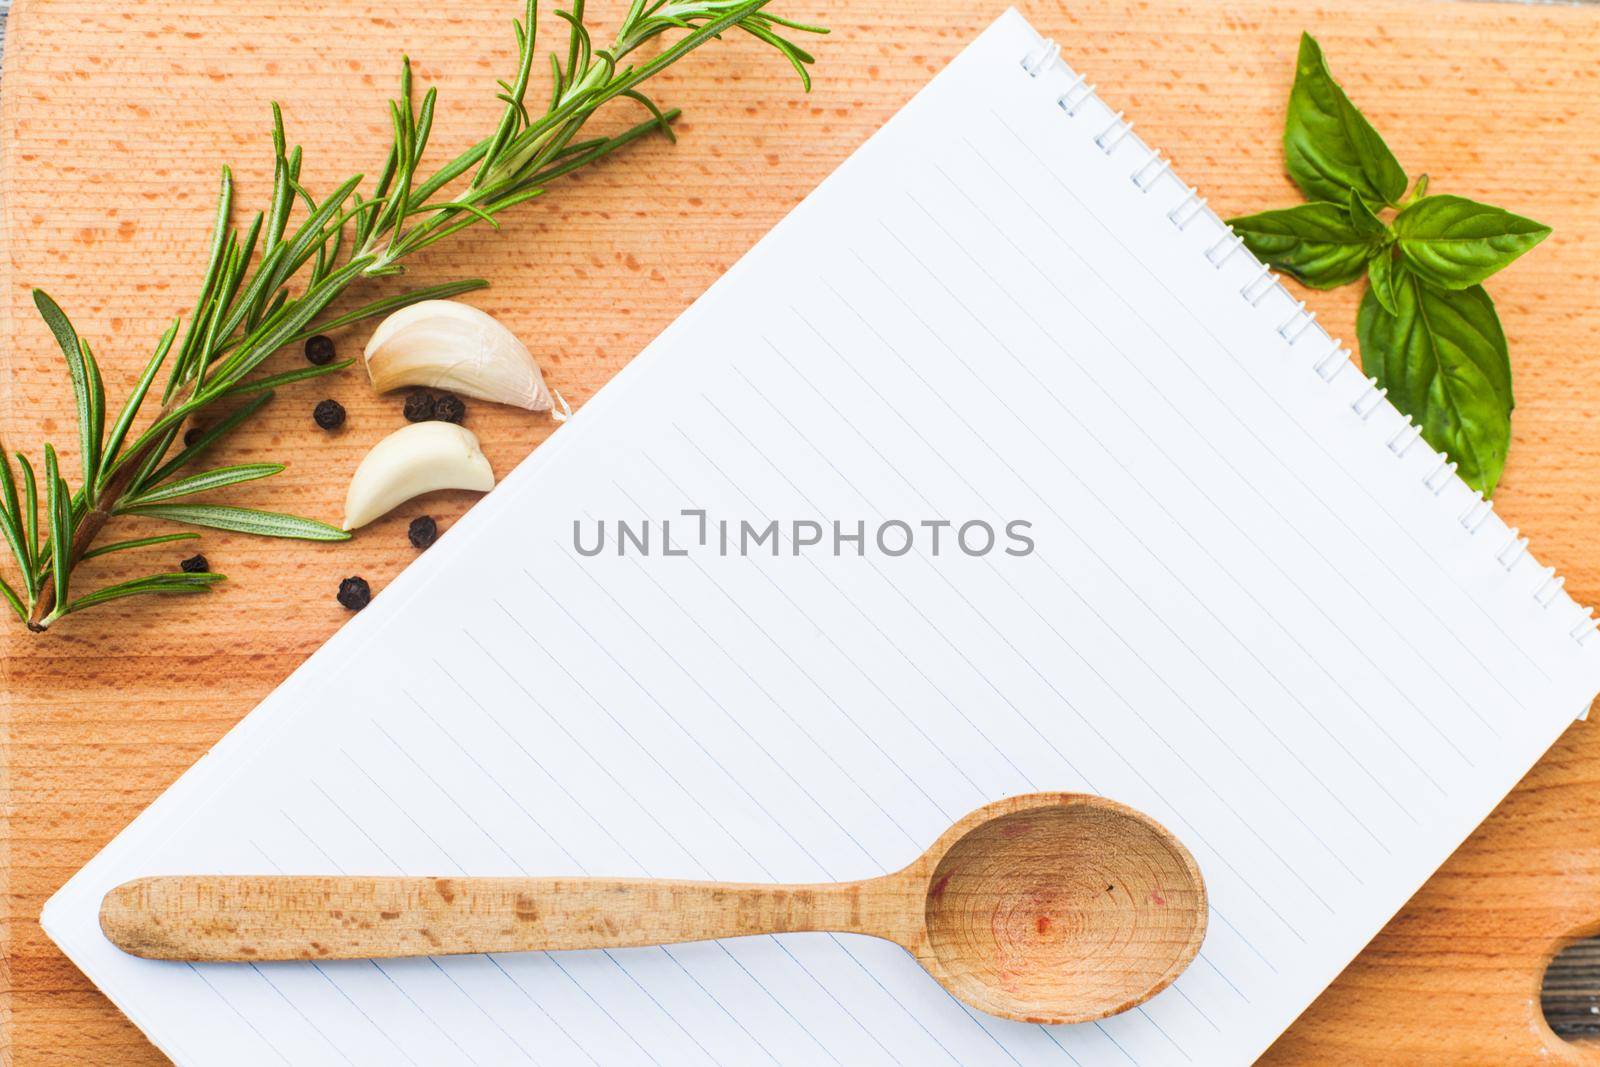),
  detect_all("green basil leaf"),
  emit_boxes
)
[1392,194,1550,290]
[1227,201,1382,289]
[1357,276,1513,496]
[1368,252,1401,315]
[1284,33,1408,210]
[1347,190,1388,241]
